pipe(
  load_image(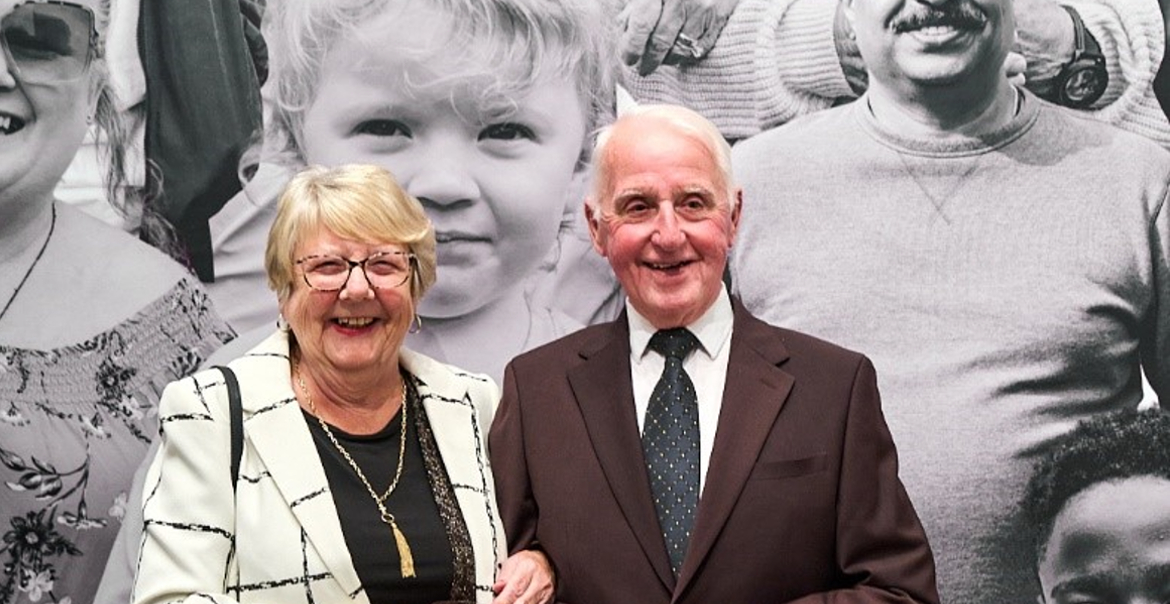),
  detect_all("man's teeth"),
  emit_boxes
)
[336,317,374,328]
[0,115,18,134]
[916,25,959,35]
[649,261,686,269]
